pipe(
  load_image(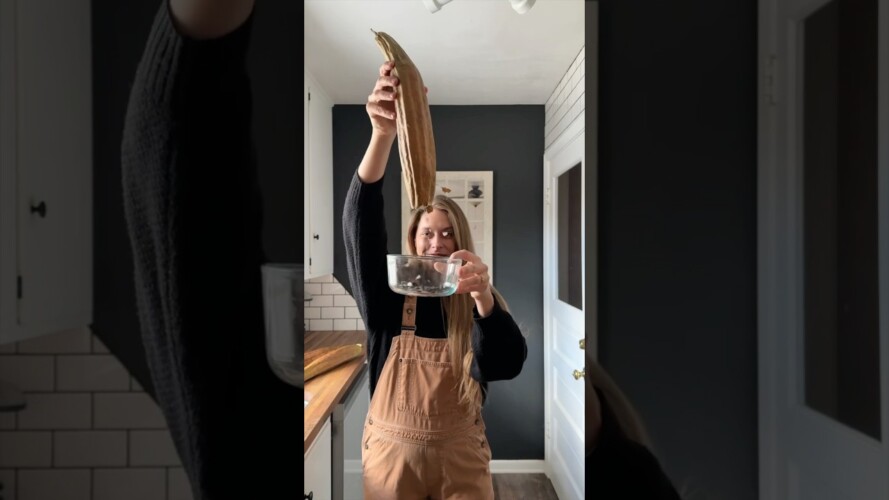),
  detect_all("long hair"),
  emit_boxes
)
[406,195,509,410]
